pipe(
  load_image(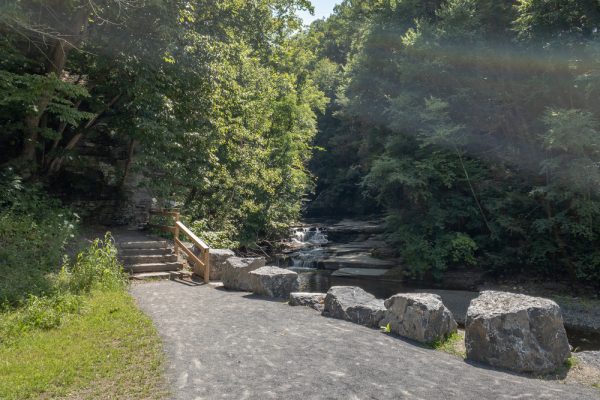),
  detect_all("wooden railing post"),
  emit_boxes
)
[173,211,180,257]
[203,249,210,284]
